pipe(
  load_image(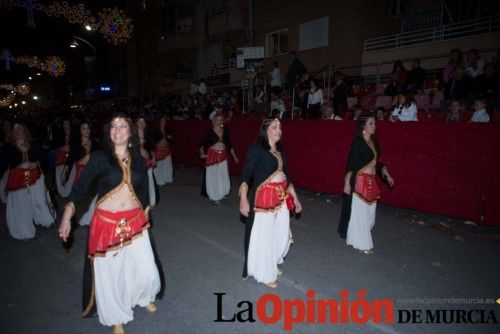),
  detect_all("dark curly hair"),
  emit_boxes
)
[354,111,380,152]
[256,117,284,152]
[100,113,142,165]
